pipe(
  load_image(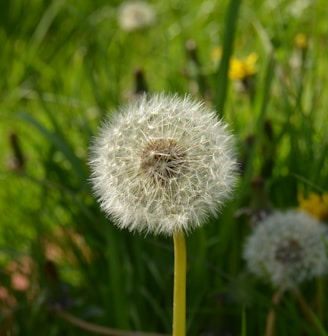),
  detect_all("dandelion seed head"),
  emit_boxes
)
[243,210,328,291]
[140,138,187,186]
[89,93,237,236]
[118,1,156,31]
